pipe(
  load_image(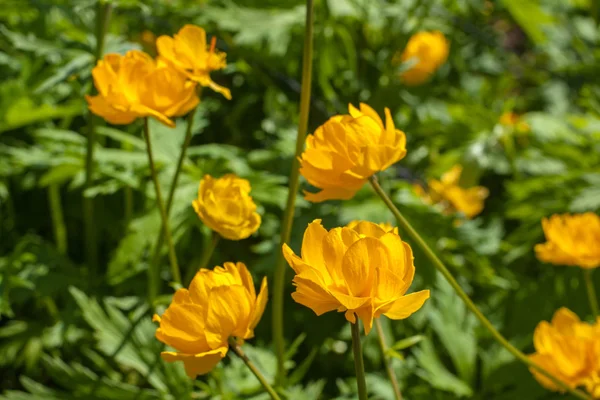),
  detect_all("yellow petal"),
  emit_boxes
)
[383,290,430,320]
[291,275,340,315]
[341,237,389,297]
[300,219,328,270]
[247,277,268,336]
[161,346,227,378]
[322,227,361,286]
[205,285,252,348]
[155,303,208,354]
